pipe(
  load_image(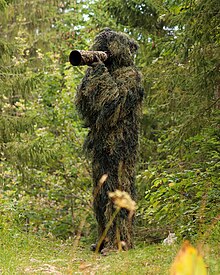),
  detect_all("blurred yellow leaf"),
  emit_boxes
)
[108,189,136,212]
[170,241,207,275]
